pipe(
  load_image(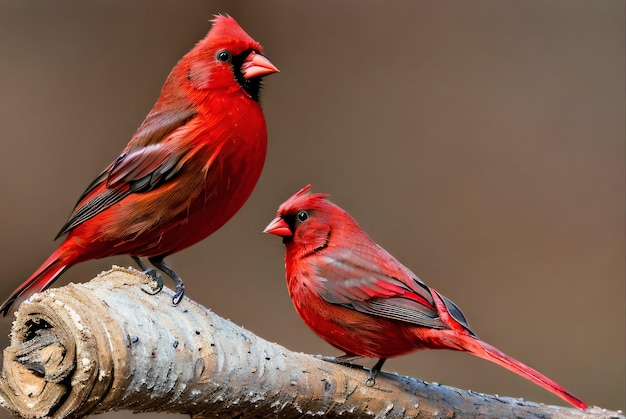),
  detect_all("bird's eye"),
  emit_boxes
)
[296,211,309,222]
[216,50,232,63]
